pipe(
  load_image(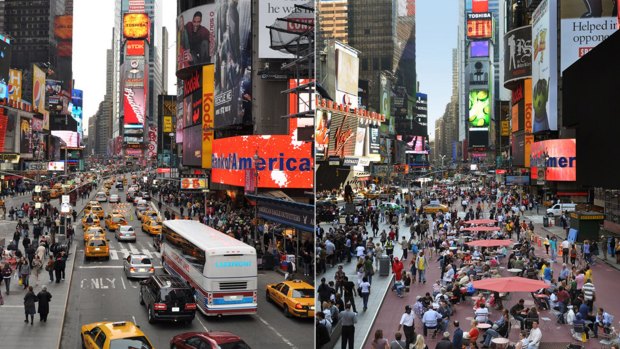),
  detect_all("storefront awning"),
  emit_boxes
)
[246,194,314,232]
